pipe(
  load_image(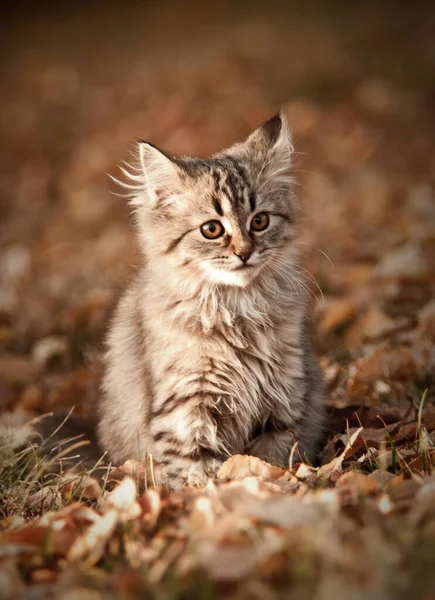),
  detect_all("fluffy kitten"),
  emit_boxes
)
[98,112,326,487]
